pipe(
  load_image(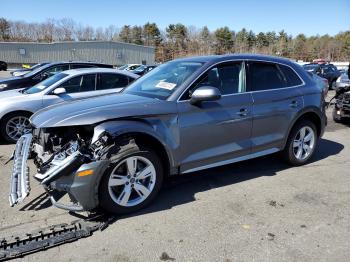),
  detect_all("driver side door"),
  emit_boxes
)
[177,61,253,173]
